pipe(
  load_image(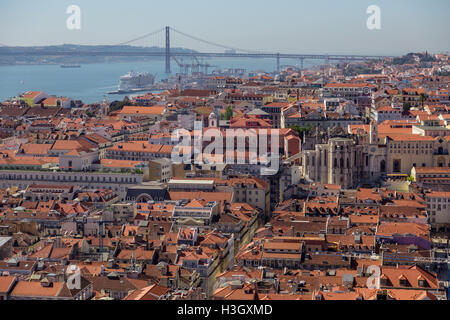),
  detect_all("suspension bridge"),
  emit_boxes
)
[0,26,393,73]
